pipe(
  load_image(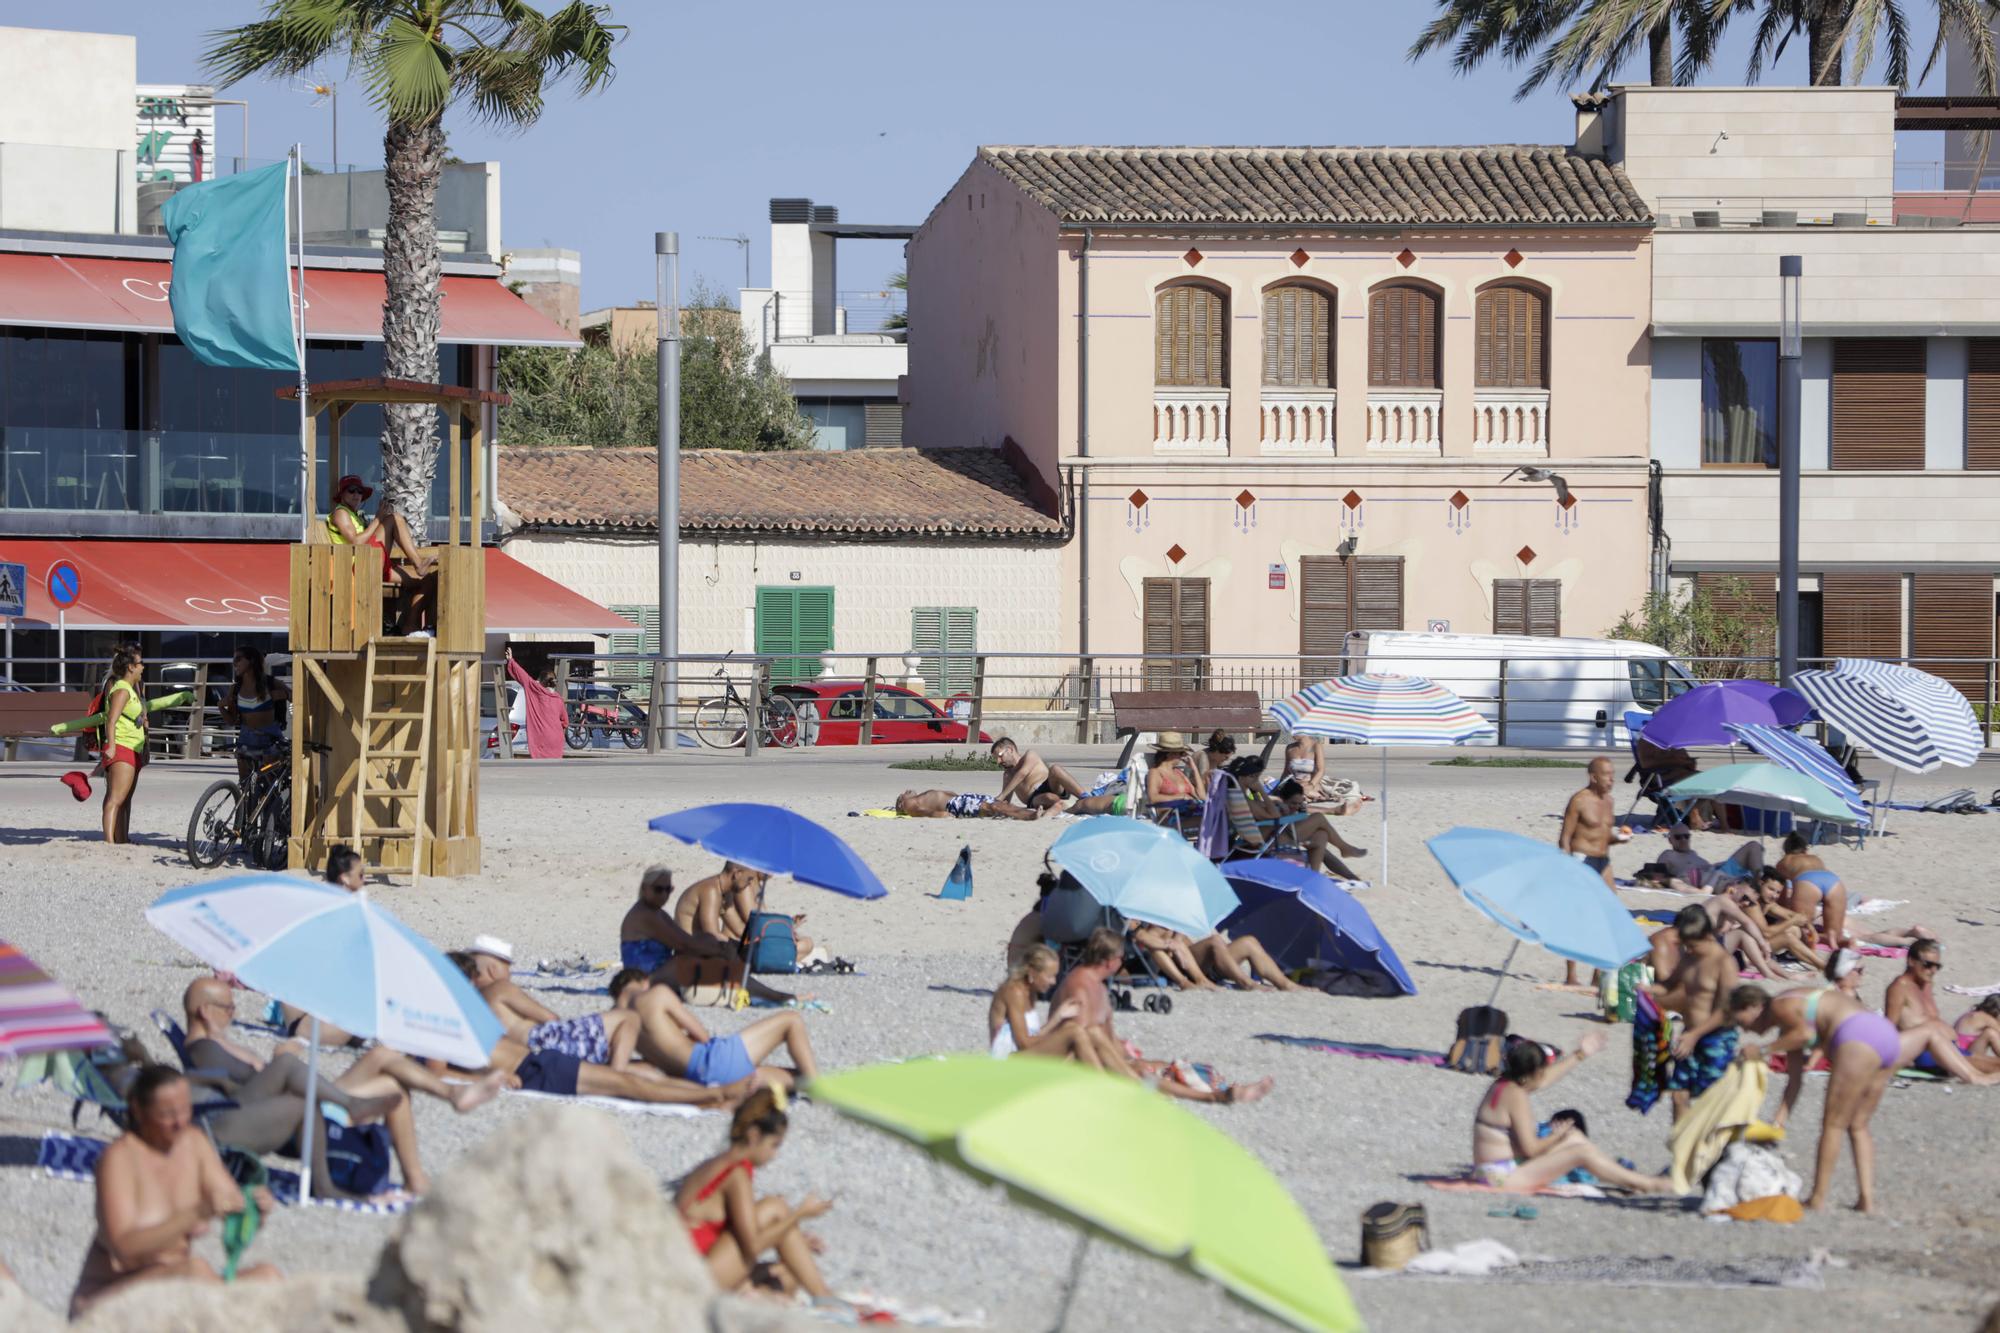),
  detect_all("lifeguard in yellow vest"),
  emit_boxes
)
[327,474,437,635]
